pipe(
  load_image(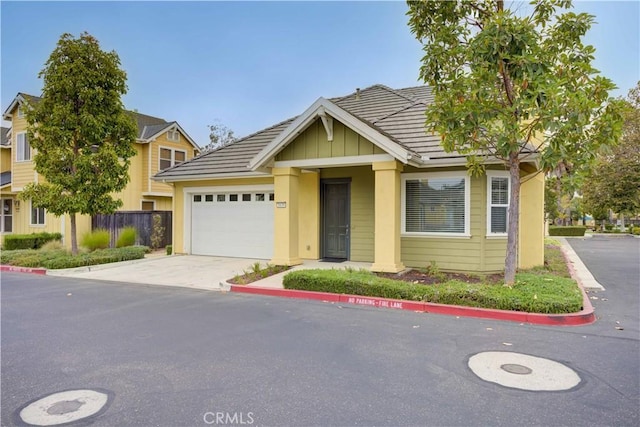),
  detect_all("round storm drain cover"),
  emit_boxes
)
[500,363,533,375]
[19,389,110,426]
[468,351,581,391]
